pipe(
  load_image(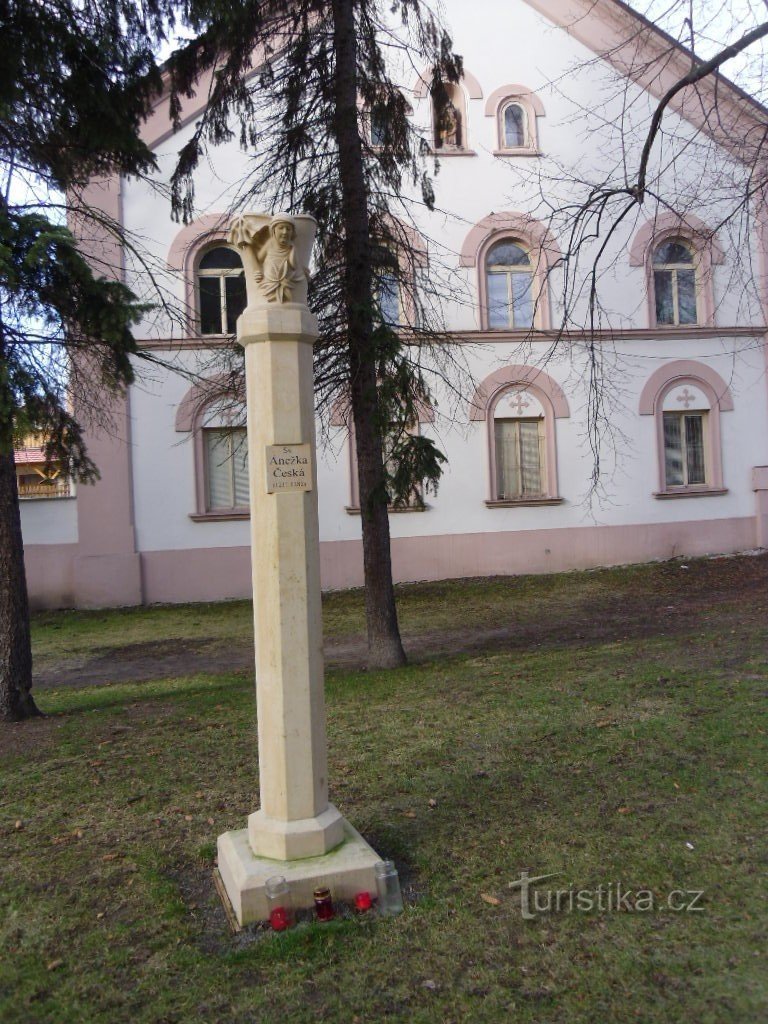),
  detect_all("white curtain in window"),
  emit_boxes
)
[206,427,249,509]
[495,419,543,498]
